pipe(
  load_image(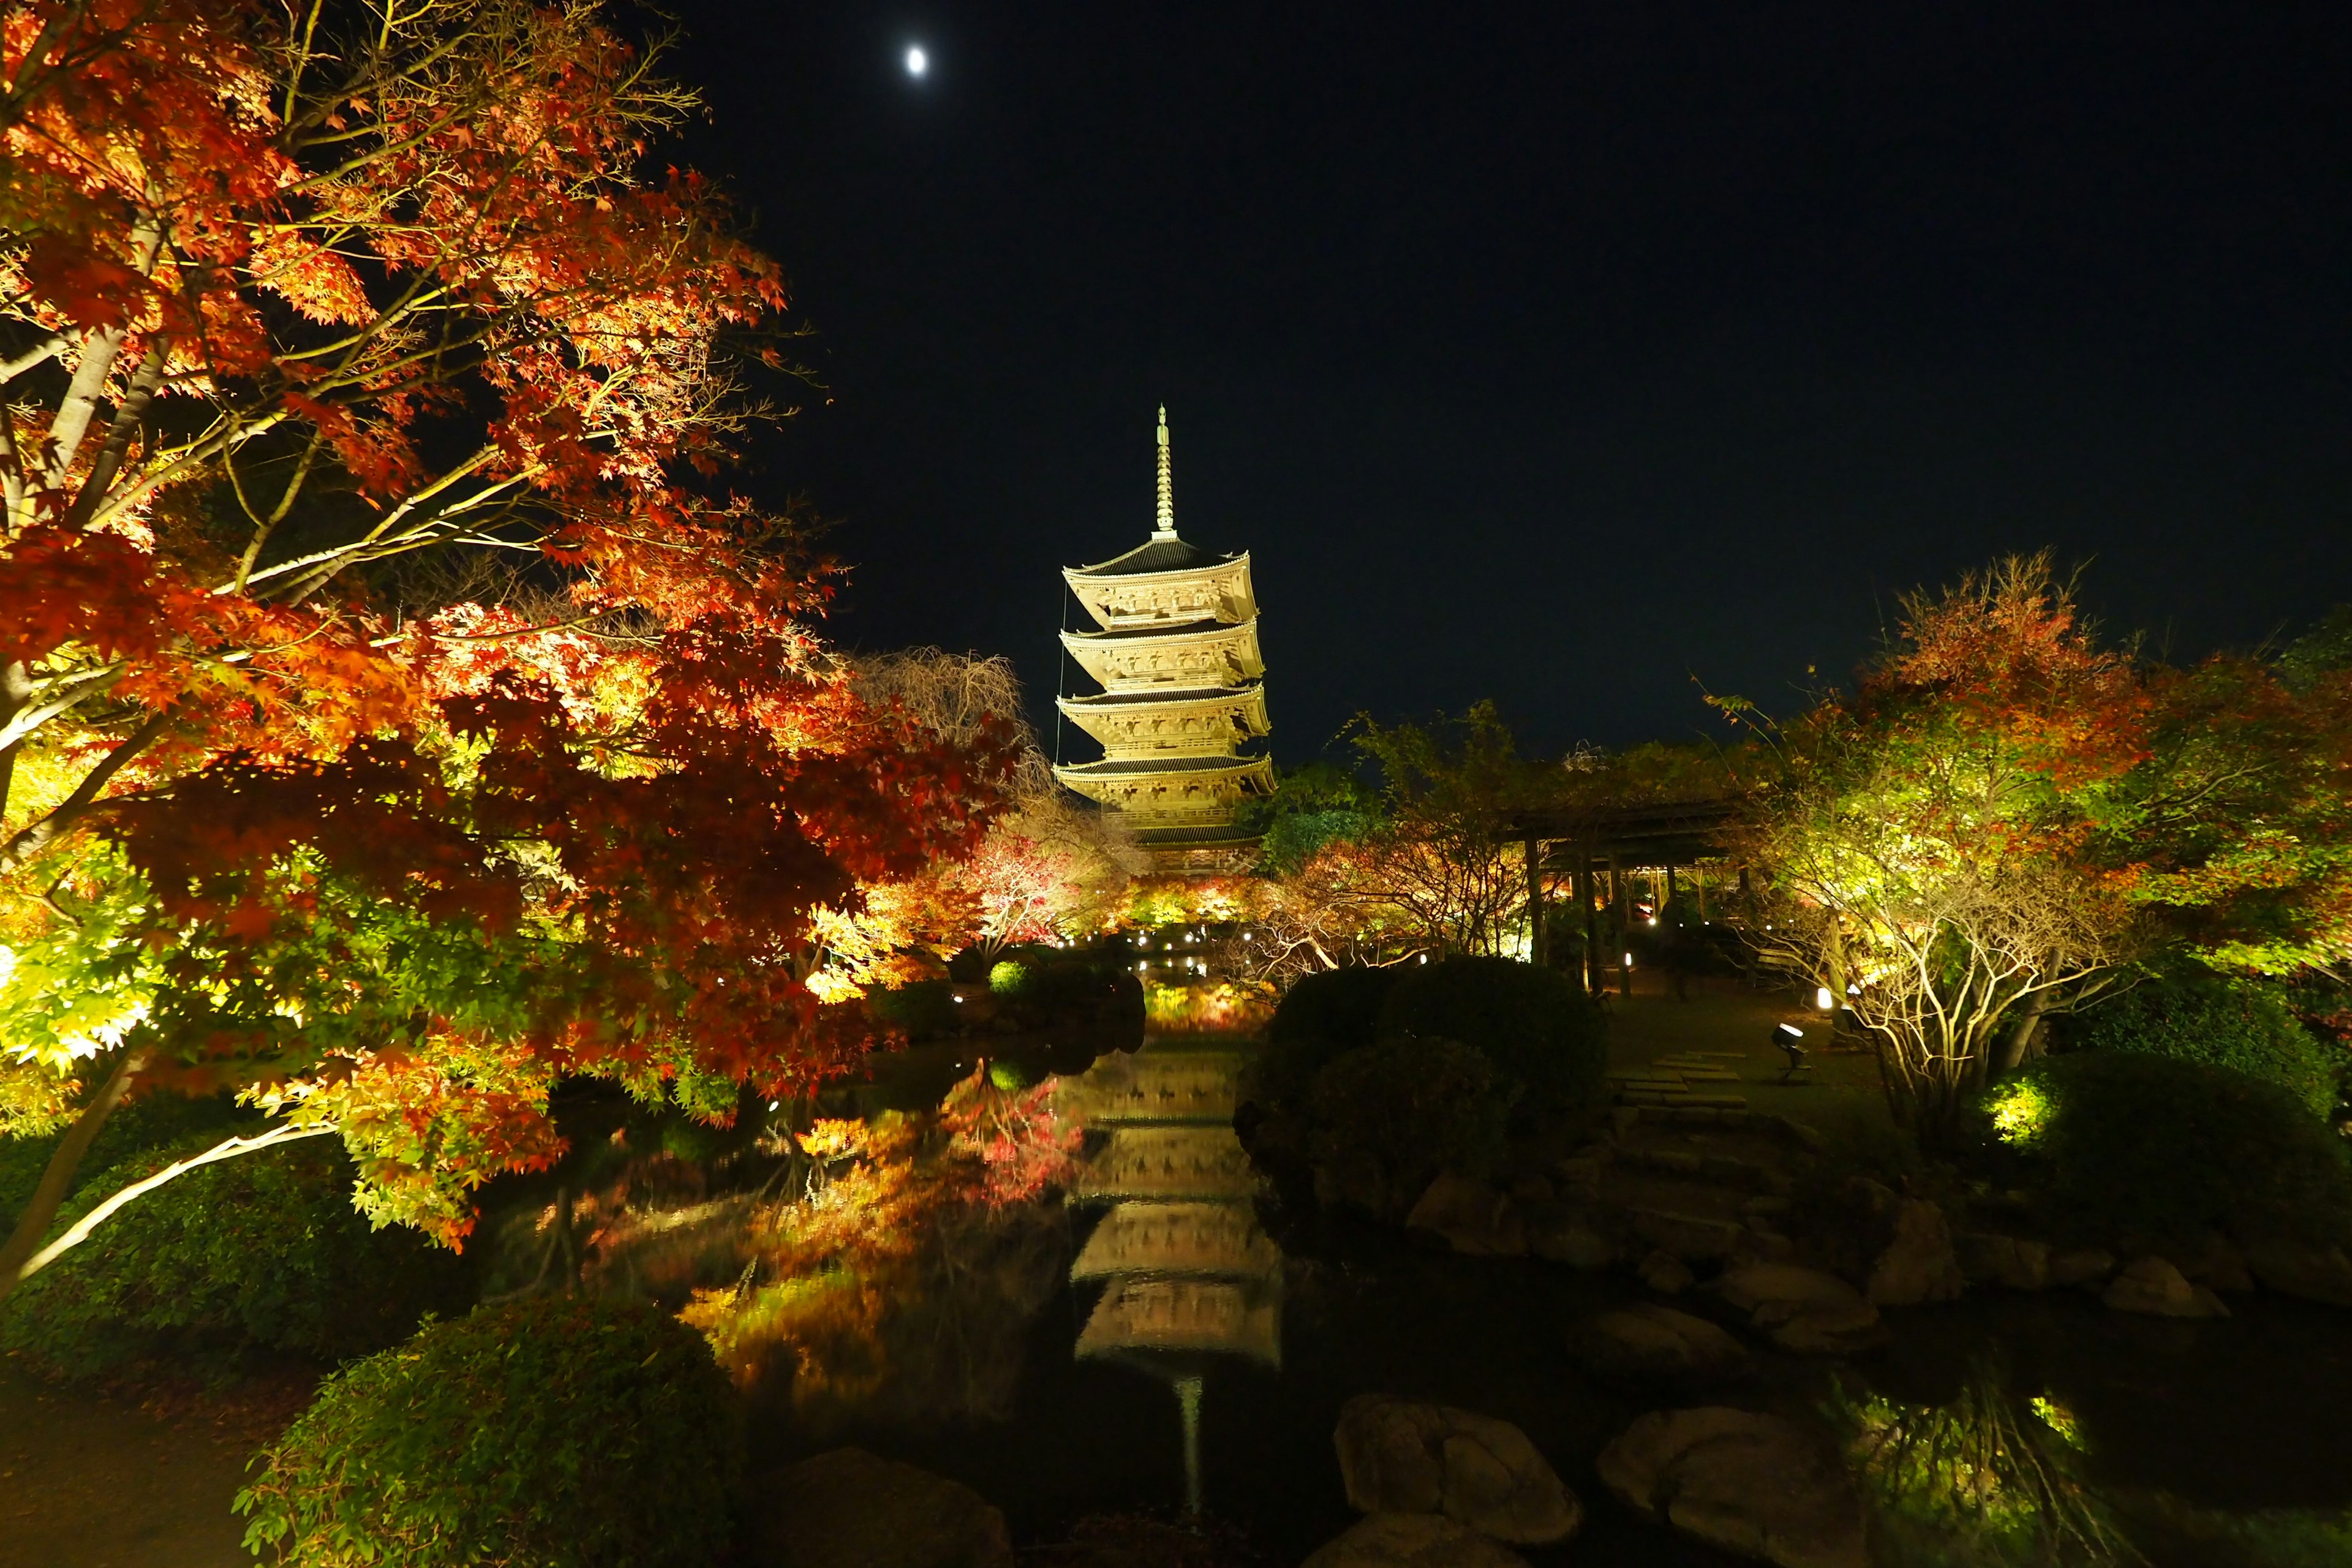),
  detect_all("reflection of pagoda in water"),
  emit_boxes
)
[1054,409,1272,875]
[1060,1049,1283,1513]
